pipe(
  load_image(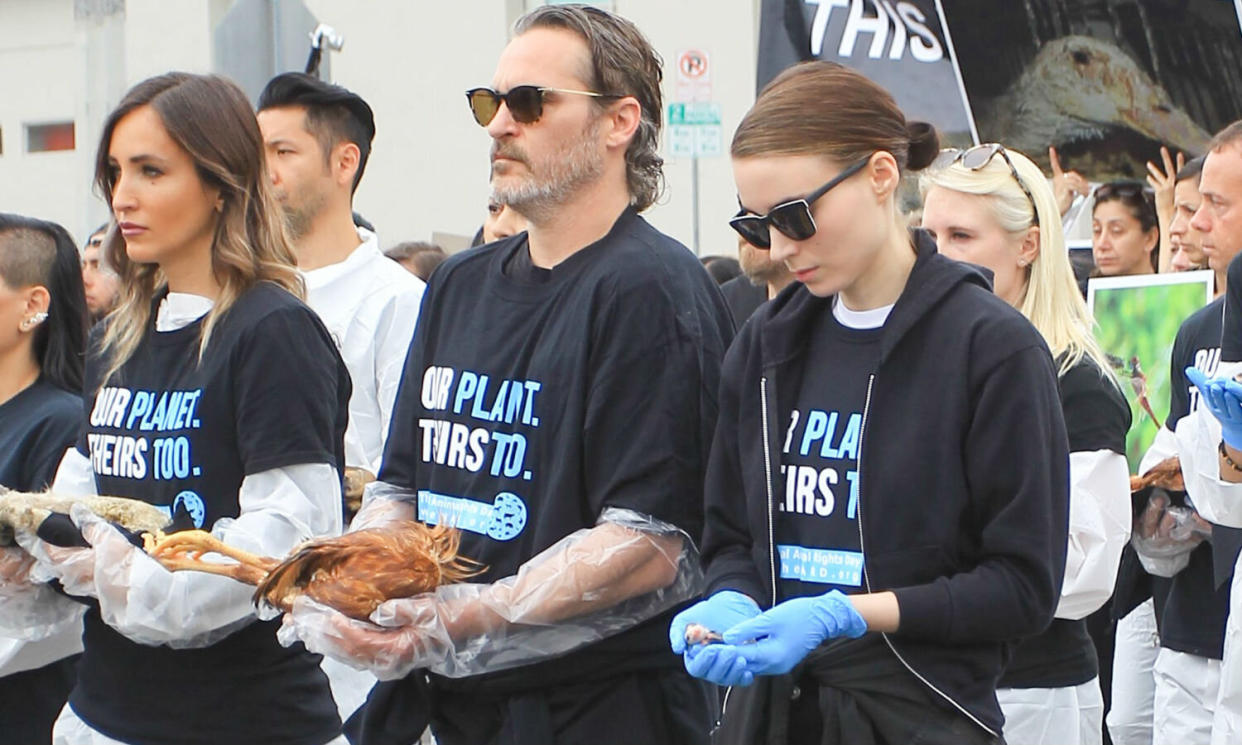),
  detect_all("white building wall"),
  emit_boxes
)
[0,0,83,237]
[0,0,760,258]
